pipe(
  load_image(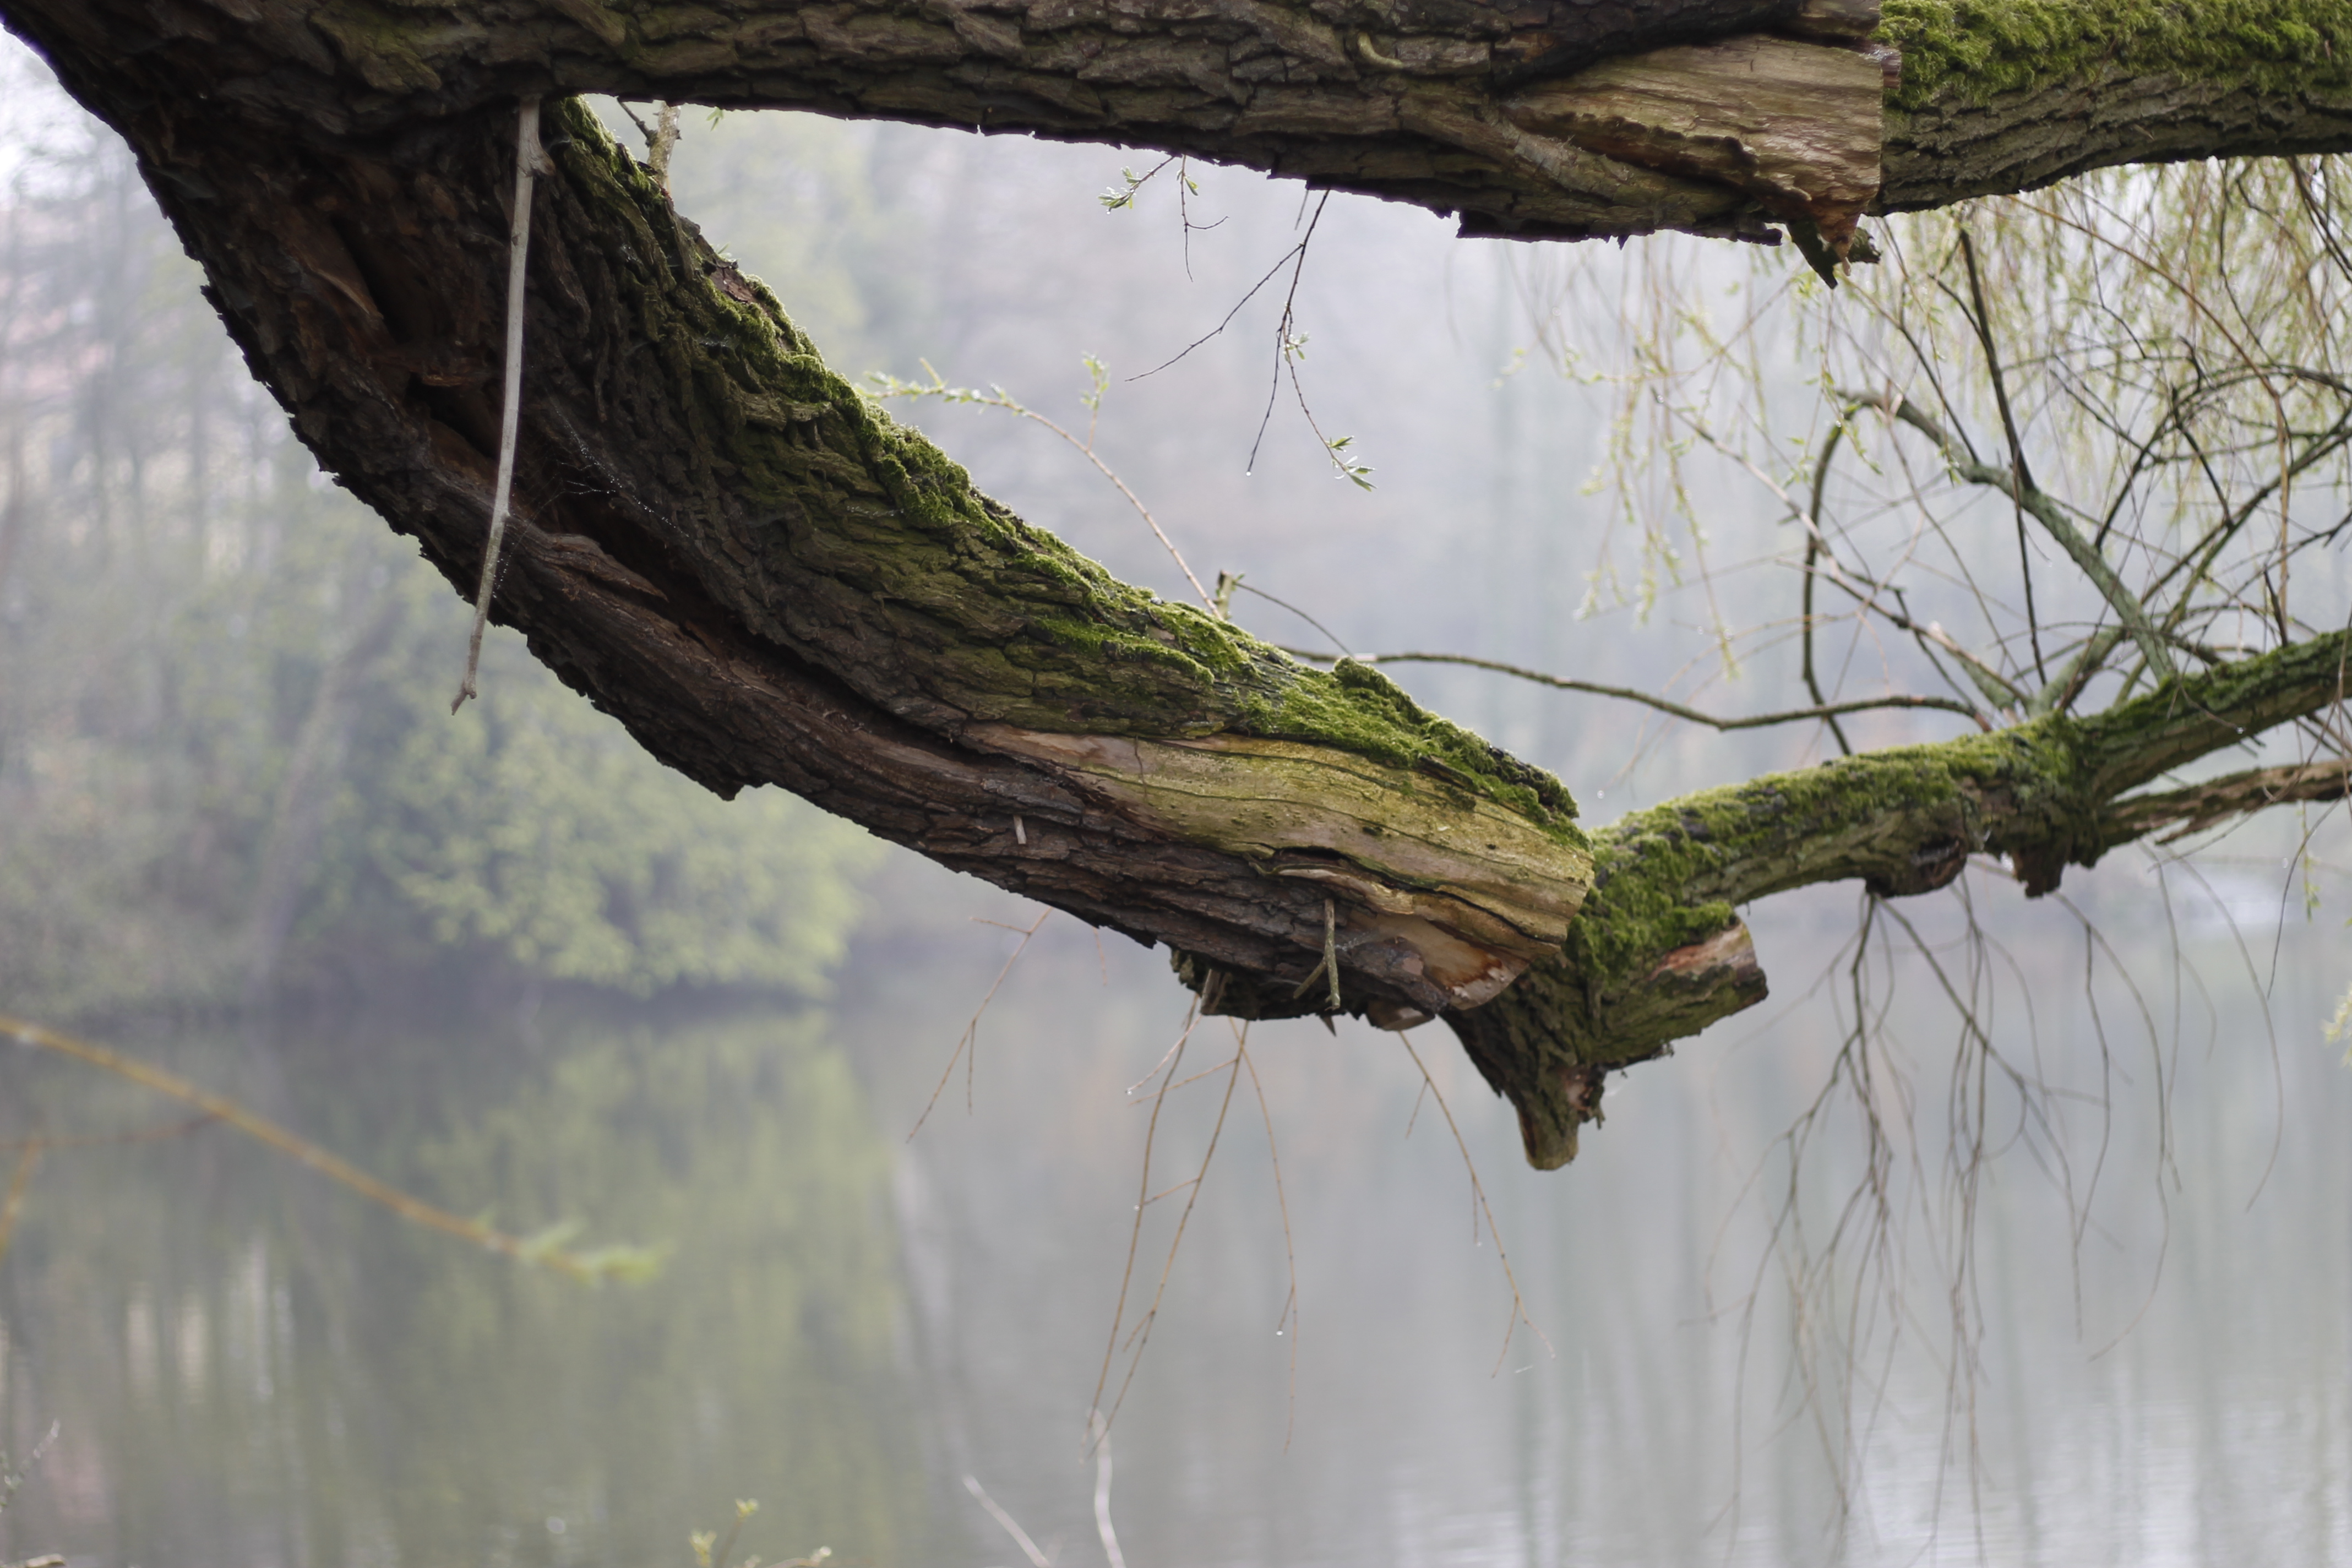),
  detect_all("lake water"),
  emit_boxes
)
[4,851,2347,1568]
